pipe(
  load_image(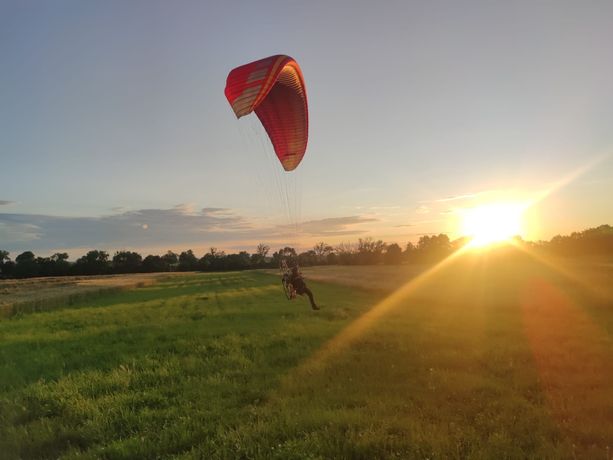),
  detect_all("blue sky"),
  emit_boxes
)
[1,1,612,257]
